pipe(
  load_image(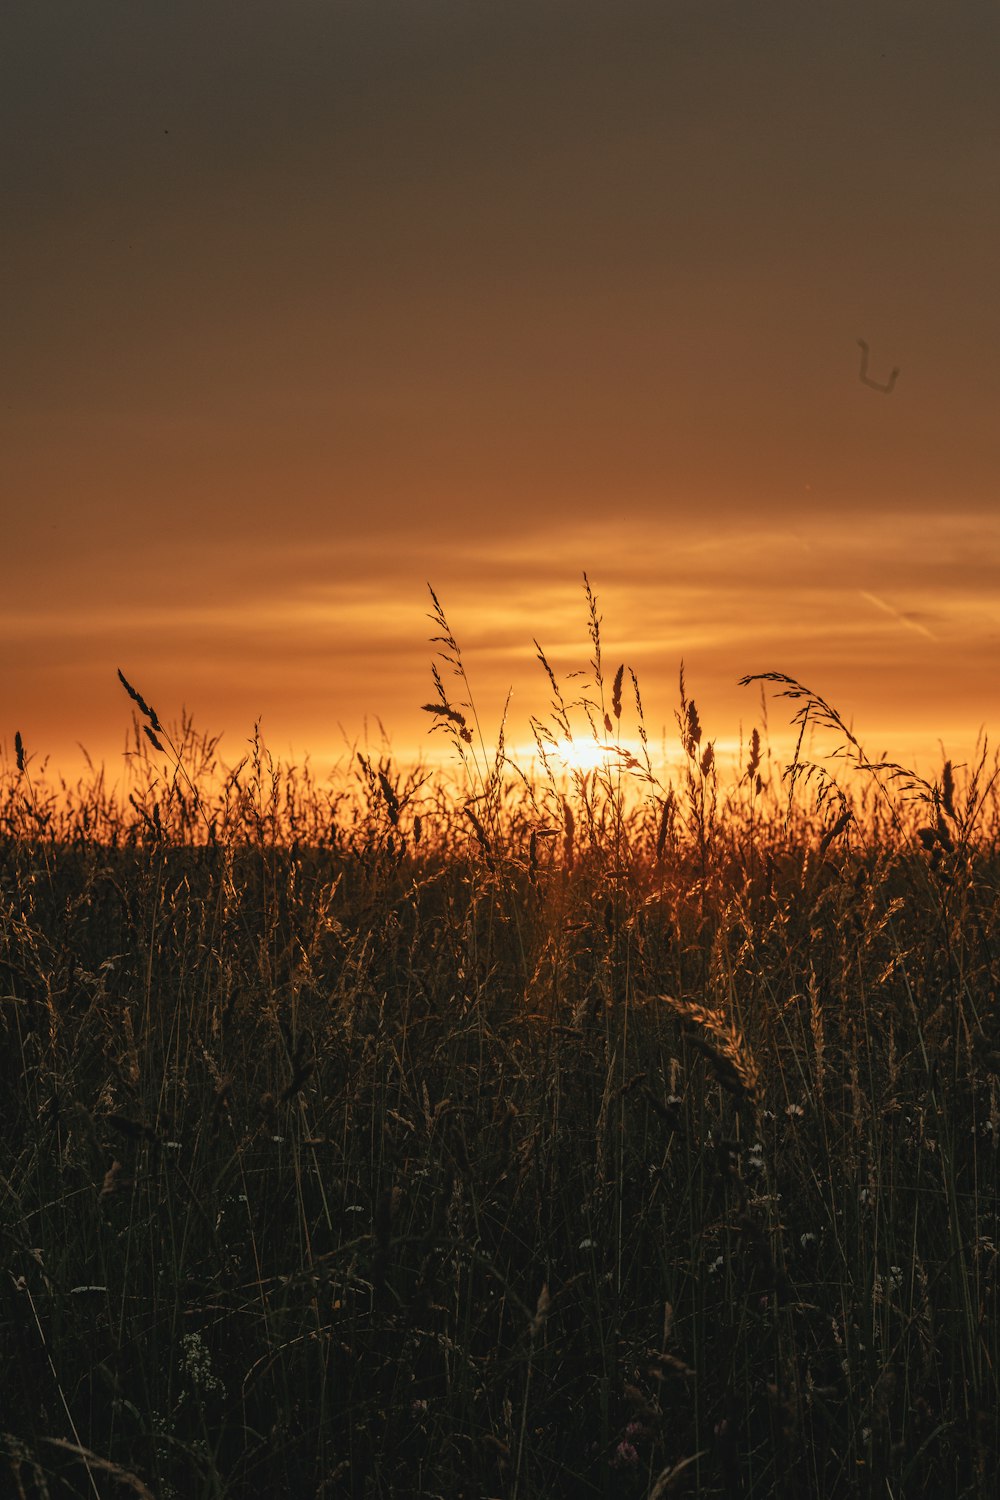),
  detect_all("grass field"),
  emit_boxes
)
[3,598,999,1498]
